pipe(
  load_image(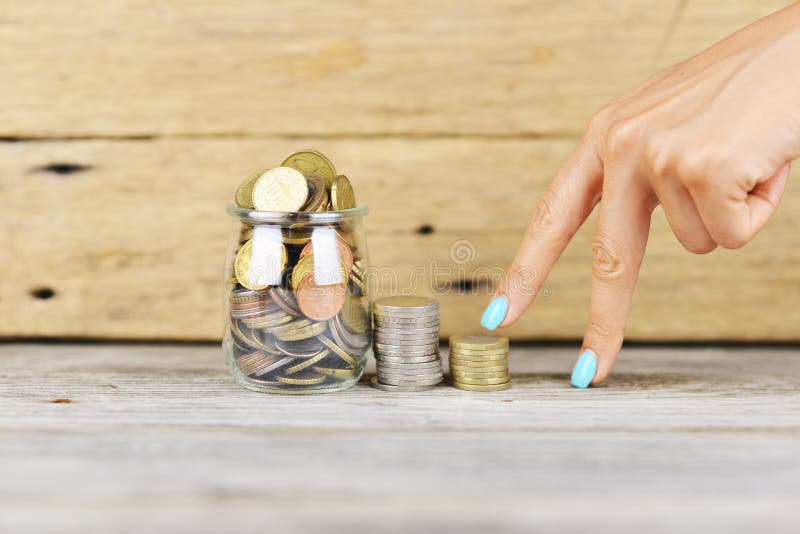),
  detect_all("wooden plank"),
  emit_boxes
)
[0,343,799,533]
[1,138,799,341]
[0,0,792,137]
